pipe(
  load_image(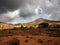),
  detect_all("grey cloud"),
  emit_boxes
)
[2,0,60,24]
[0,0,41,13]
[0,10,19,22]
[19,4,38,18]
[40,0,60,21]
[45,11,60,21]
[0,0,41,24]
[0,0,22,13]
